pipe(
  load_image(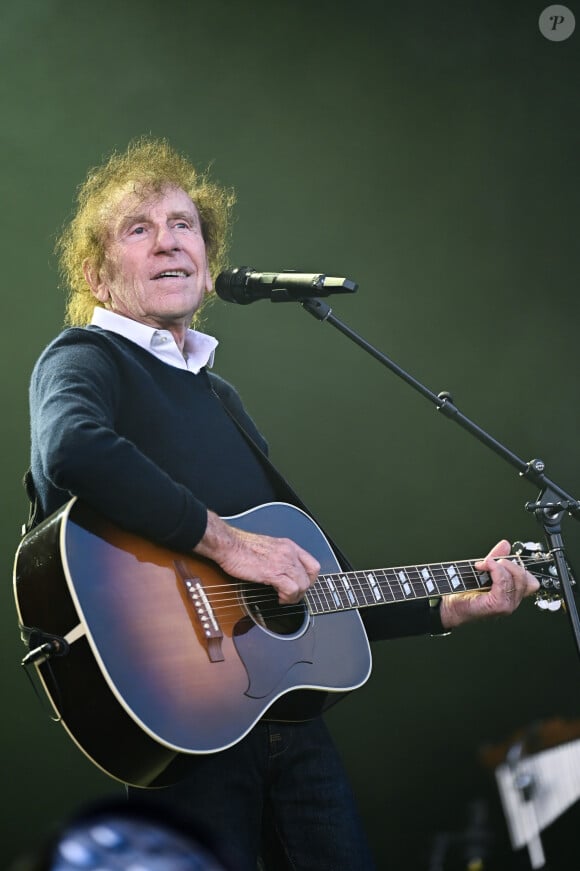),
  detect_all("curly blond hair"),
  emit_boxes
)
[56,136,235,326]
